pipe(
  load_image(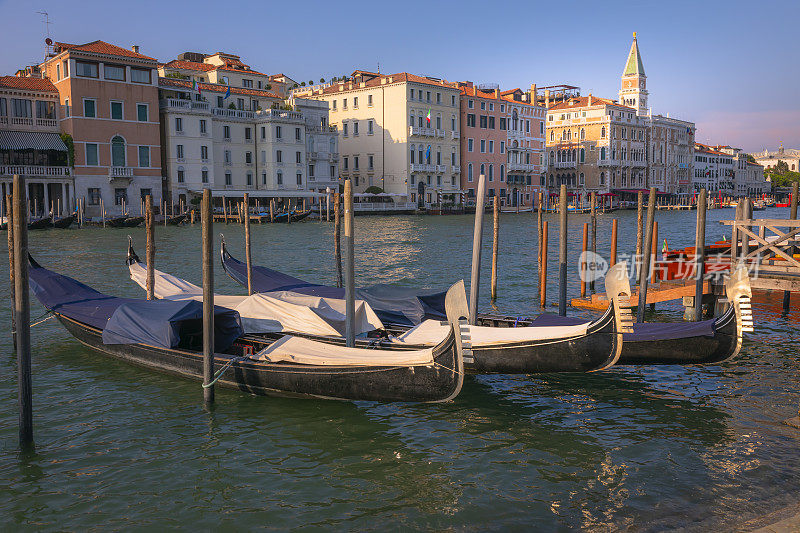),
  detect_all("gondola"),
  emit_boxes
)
[29,255,468,402]
[220,246,752,366]
[28,217,53,230]
[290,210,312,222]
[136,243,634,373]
[90,215,130,228]
[52,215,75,229]
[271,210,311,223]
[166,213,188,226]
[122,216,145,227]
